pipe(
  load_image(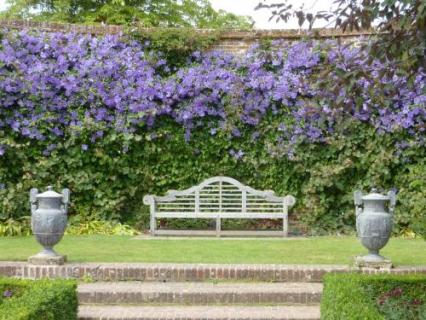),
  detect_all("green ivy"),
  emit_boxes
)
[127,28,221,68]
[1,112,424,236]
[395,161,426,238]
